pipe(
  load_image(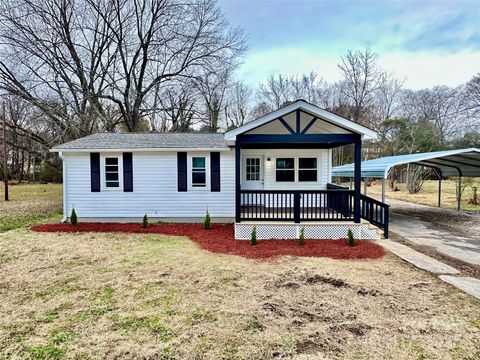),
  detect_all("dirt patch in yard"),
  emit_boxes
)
[31,222,385,260]
[0,229,479,359]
